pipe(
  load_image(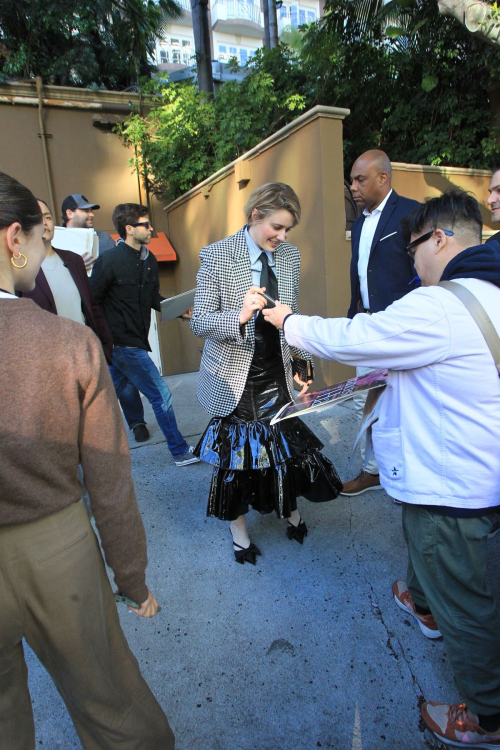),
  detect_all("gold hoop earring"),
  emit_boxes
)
[11,252,28,269]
